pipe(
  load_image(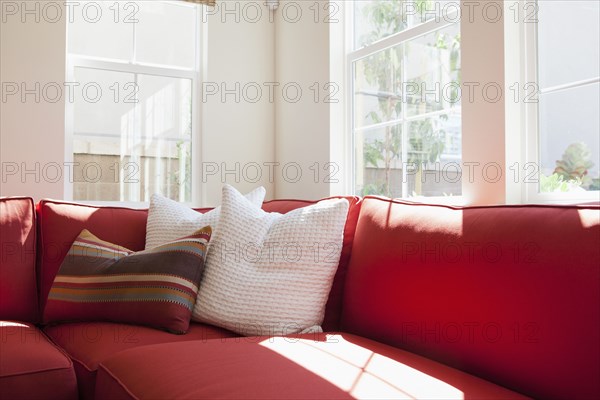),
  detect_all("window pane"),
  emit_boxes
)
[354,46,403,129]
[68,1,133,61]
[353,1,458,49]
[412,0,461,26]
[73,68,136,136]
[539,83,600,192]
[355,123,404,197]
[135,2,197,68]
[72,71,193,202]
[354,1,409,49]
[354,112,461,198]
[73,140,191,203]
[137,75,193,141]
[405,23,461,117]
[537,1,600,89]
[407,112,462,196]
